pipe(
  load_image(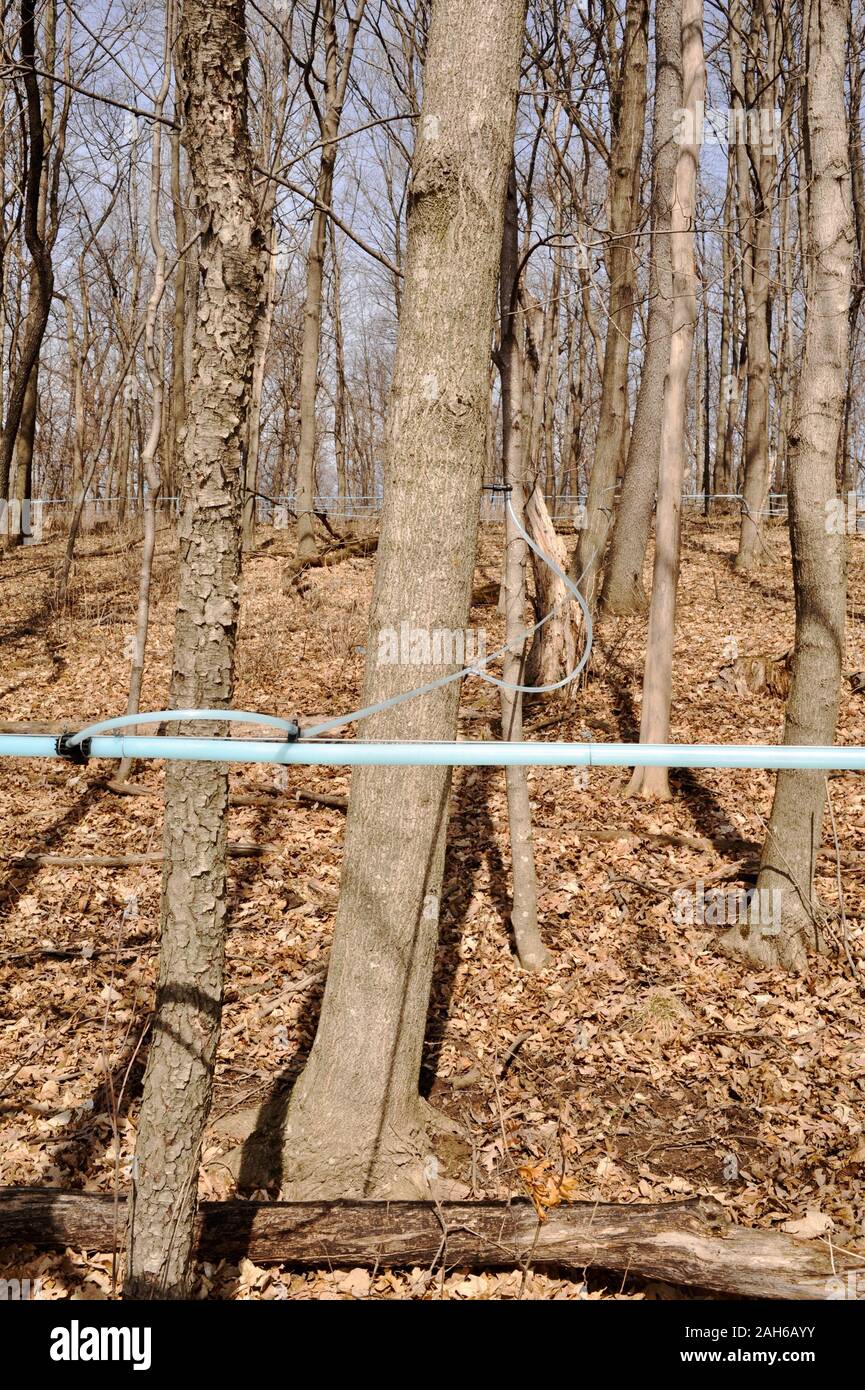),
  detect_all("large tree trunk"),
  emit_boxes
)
[627,0,704,800]
[571,0,648,606]
[281,0,525,1200]
[721,0,854,972]
[599,0,682,615]
[124,0,266,1299]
